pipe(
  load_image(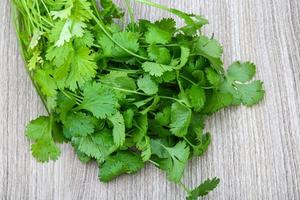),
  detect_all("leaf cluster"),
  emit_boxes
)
[12,0,264,199]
